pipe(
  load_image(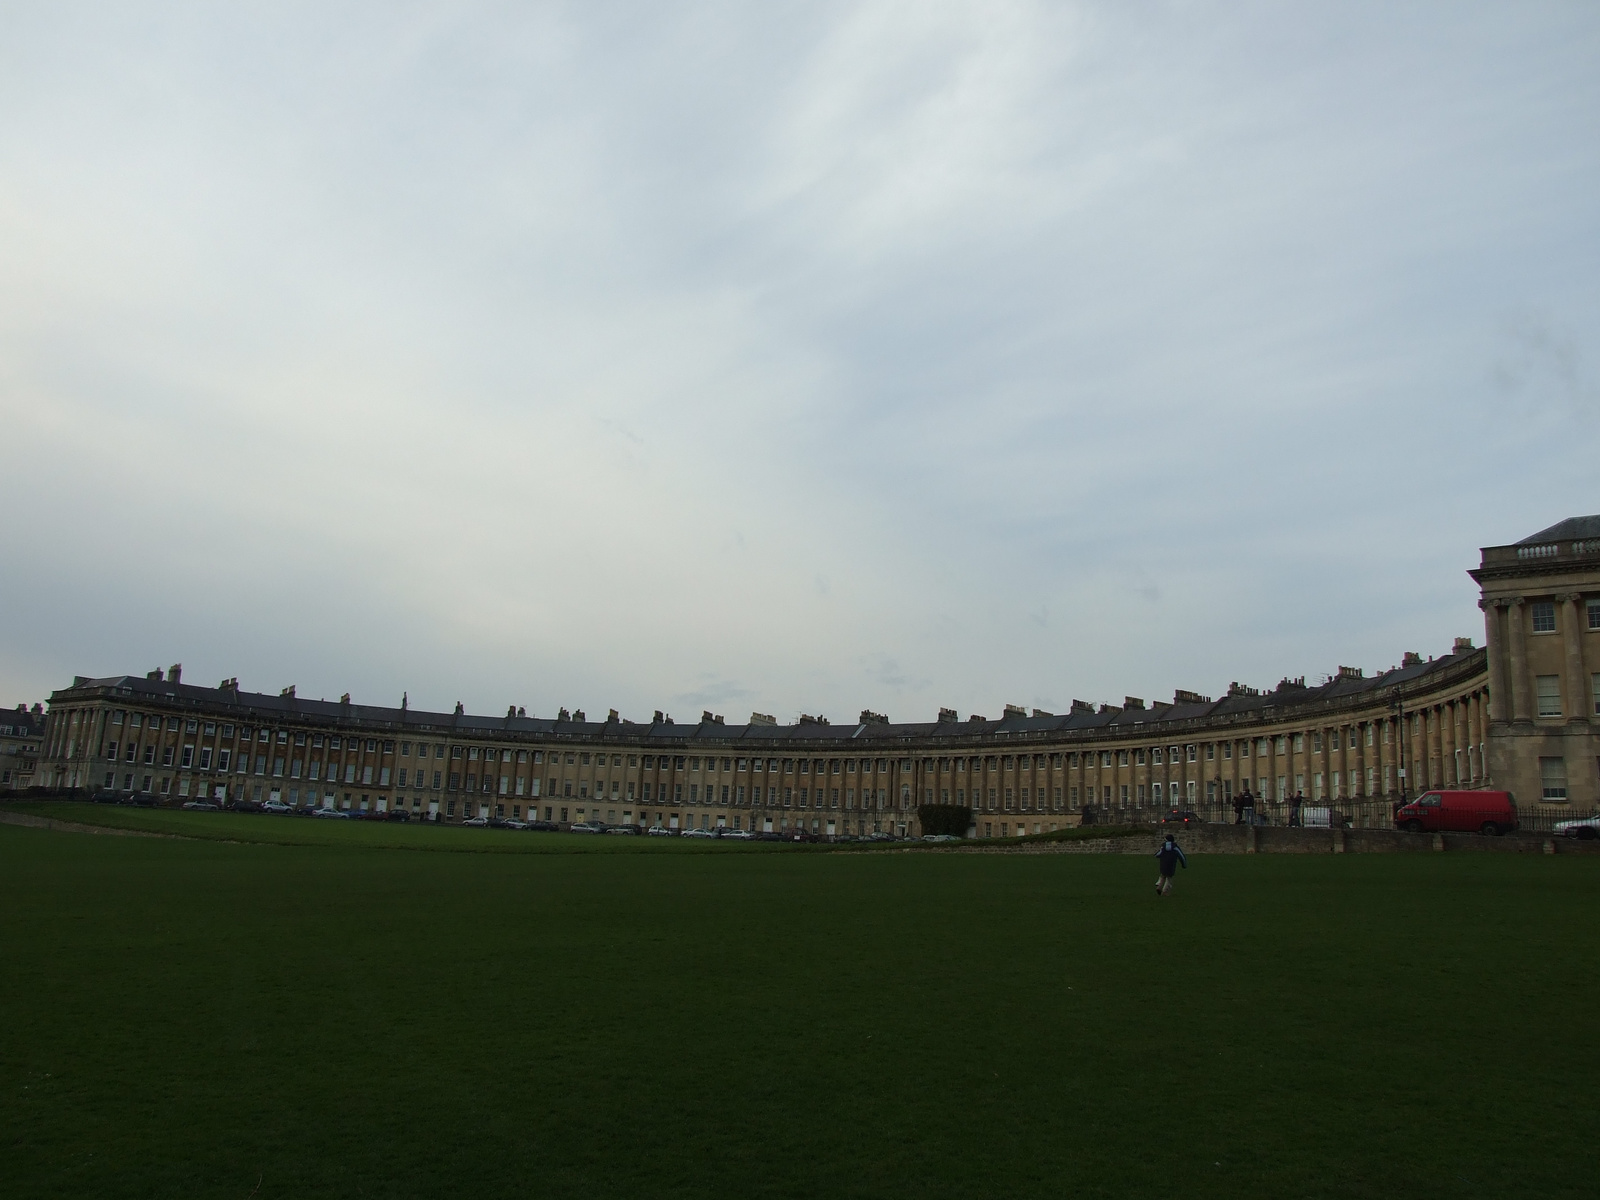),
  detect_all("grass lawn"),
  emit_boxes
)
[1,812,1595,1199]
